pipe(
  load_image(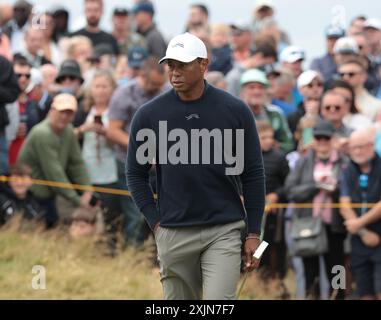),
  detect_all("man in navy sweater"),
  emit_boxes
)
[126,32,265,300]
